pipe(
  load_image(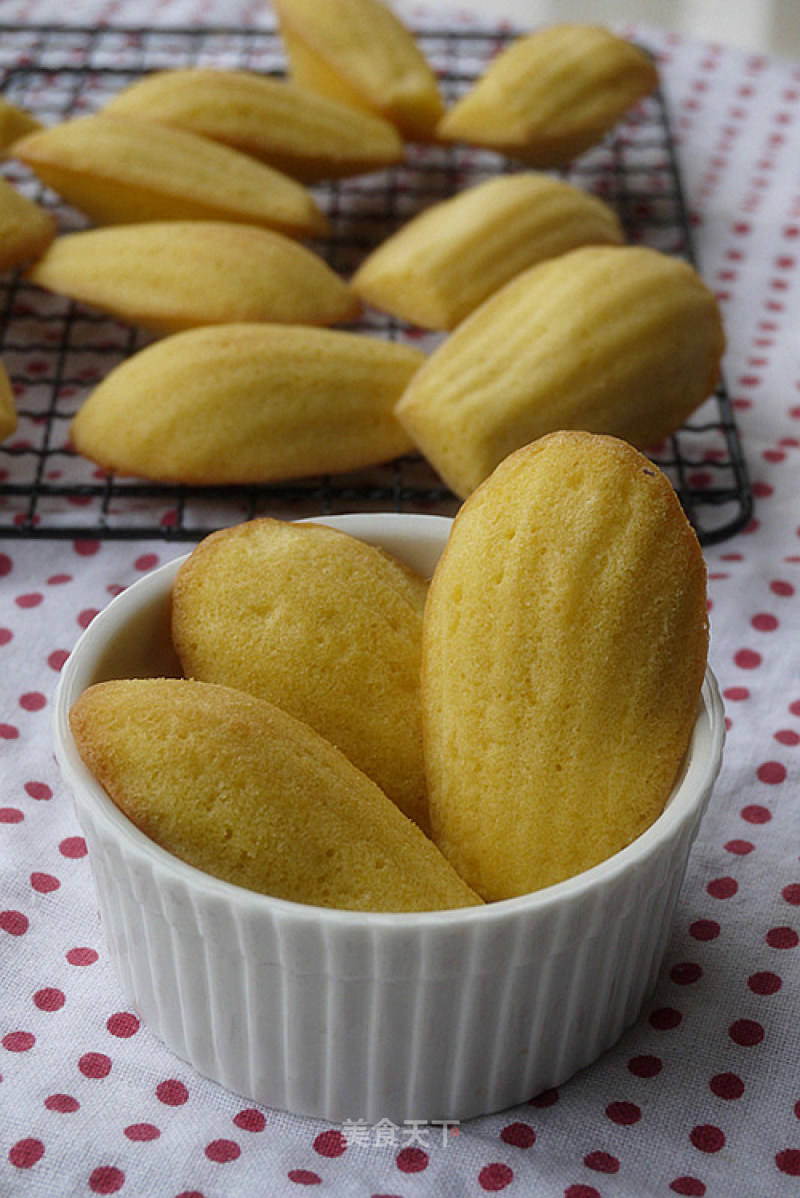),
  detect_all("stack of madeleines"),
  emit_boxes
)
[70,431,710,911]
[1,0,724,501]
